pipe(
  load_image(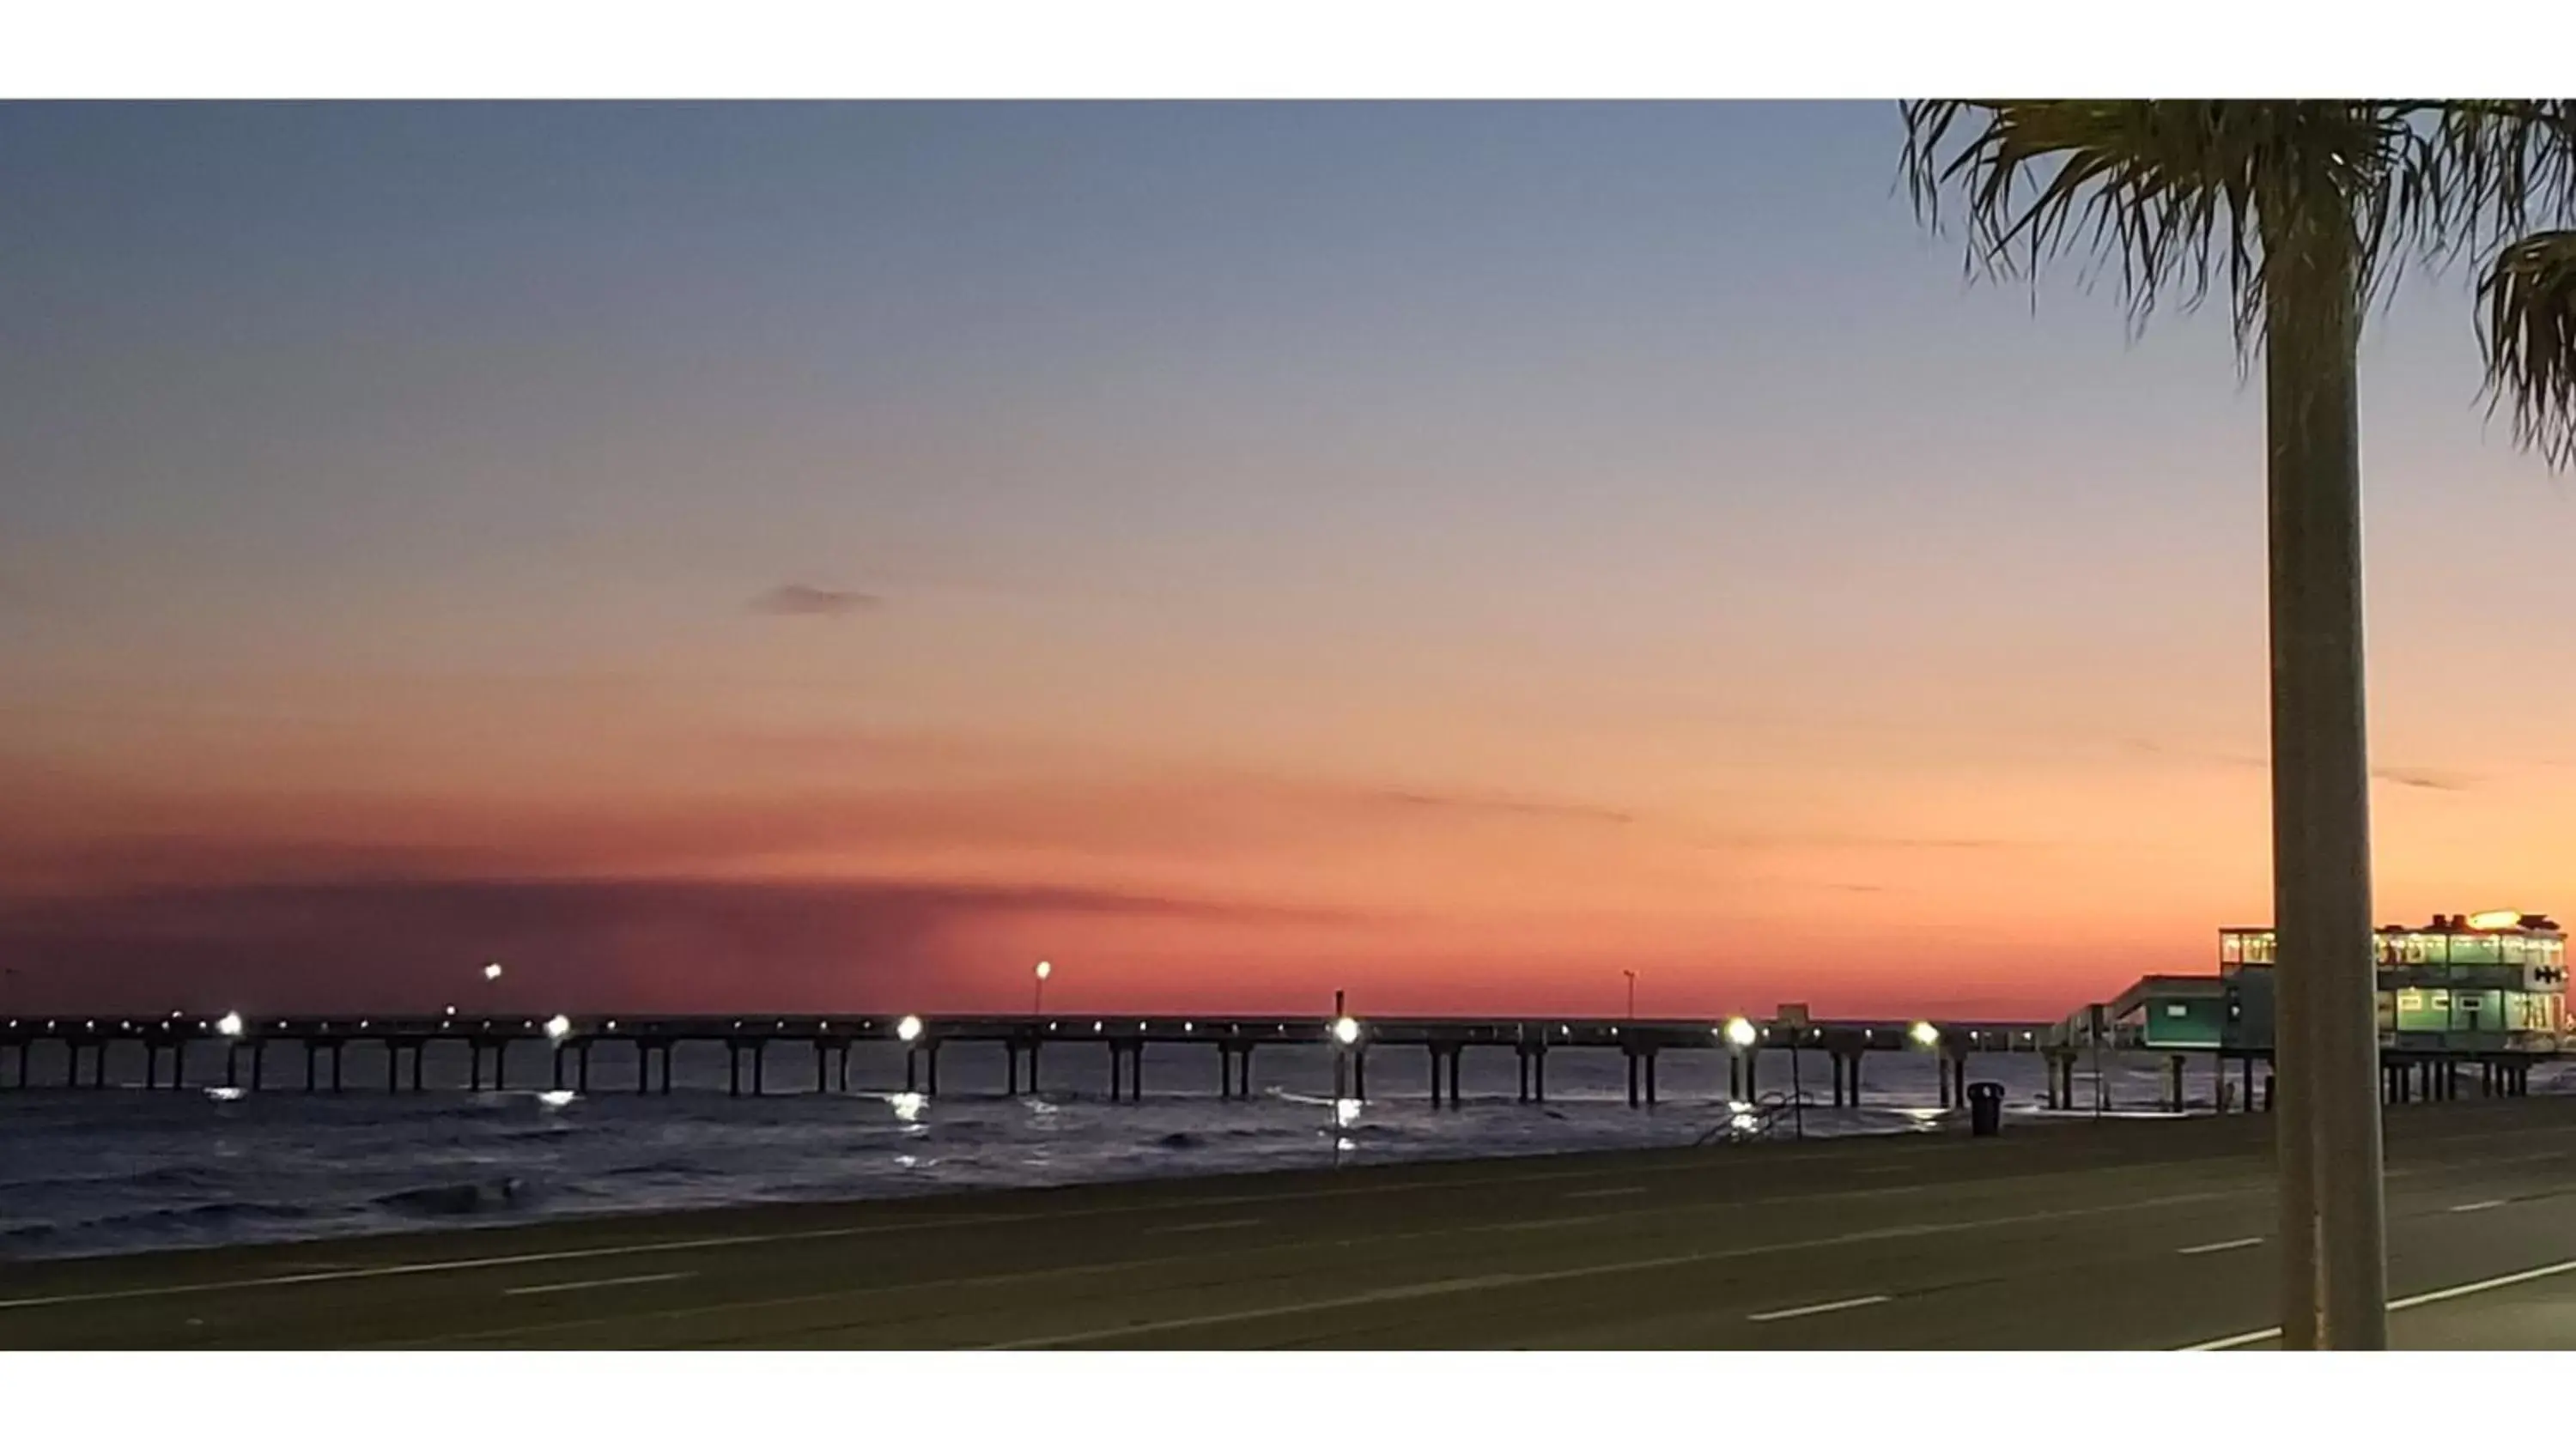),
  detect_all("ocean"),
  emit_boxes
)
[7,1038,2545,1263]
